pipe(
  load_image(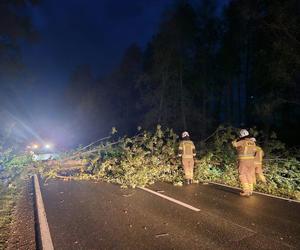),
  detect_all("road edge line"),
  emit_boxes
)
[139,187,200,212]
[208,181,300,203]
[33,174,54,250]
